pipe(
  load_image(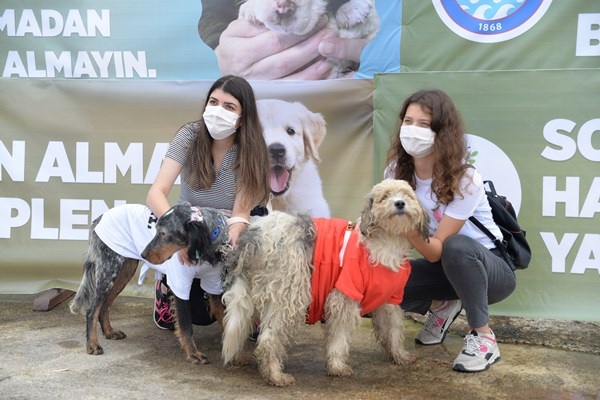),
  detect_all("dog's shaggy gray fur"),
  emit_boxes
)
[221,179,429,386]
